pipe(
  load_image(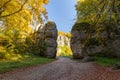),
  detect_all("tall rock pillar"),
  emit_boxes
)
[44,21,58,58]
